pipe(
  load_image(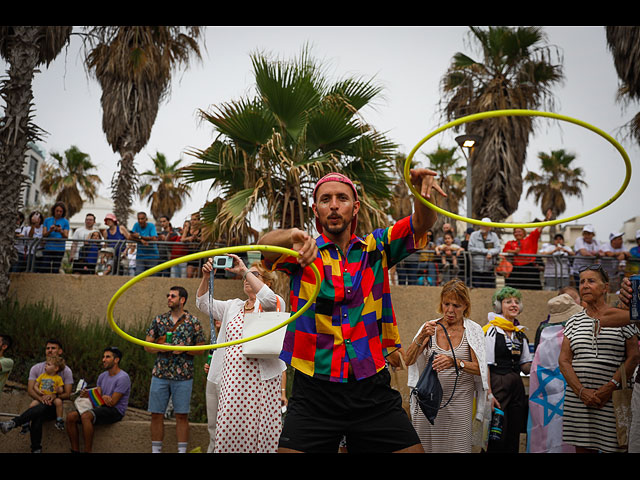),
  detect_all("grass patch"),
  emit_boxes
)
[0,299,208,423]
